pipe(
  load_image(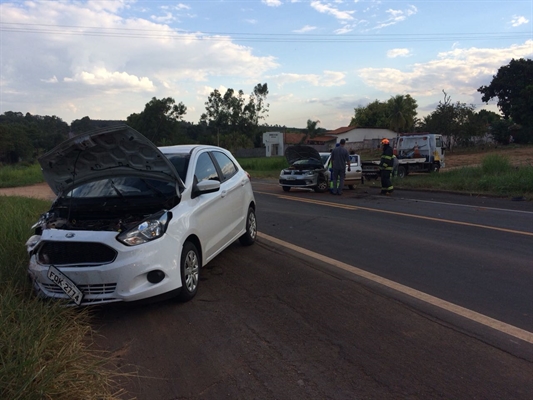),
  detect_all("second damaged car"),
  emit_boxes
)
[279,145,363,192]
[26,125,257,306]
